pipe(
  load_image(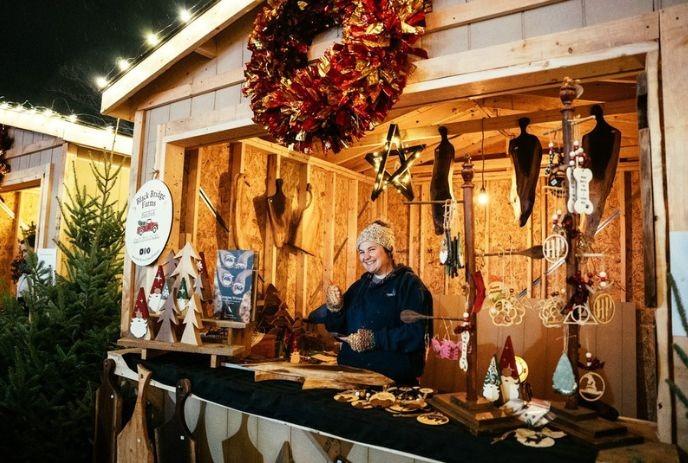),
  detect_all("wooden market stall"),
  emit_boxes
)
[101,0,687,459]
[0,105,132,291]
